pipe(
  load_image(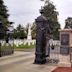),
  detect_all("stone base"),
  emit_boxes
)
[34,51,46,64]
[60,46,69,55]
[58,62,71,67]
[34,59,46,64]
